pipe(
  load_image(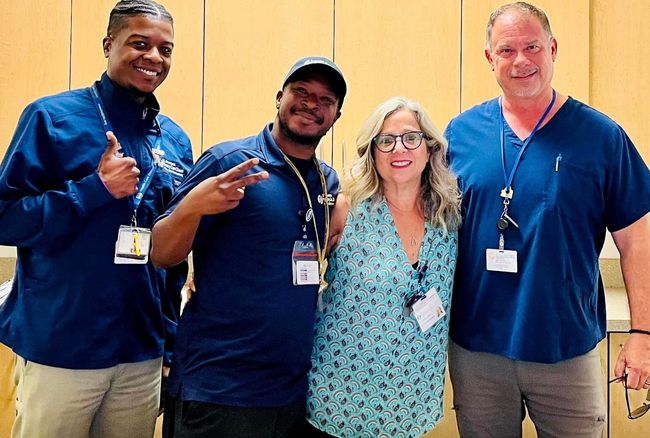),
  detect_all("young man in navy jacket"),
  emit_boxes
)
[0,1,192,437]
